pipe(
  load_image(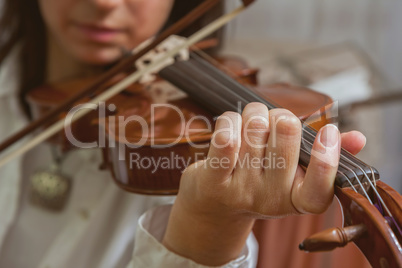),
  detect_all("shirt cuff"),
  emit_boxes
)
[129,204,258,268]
